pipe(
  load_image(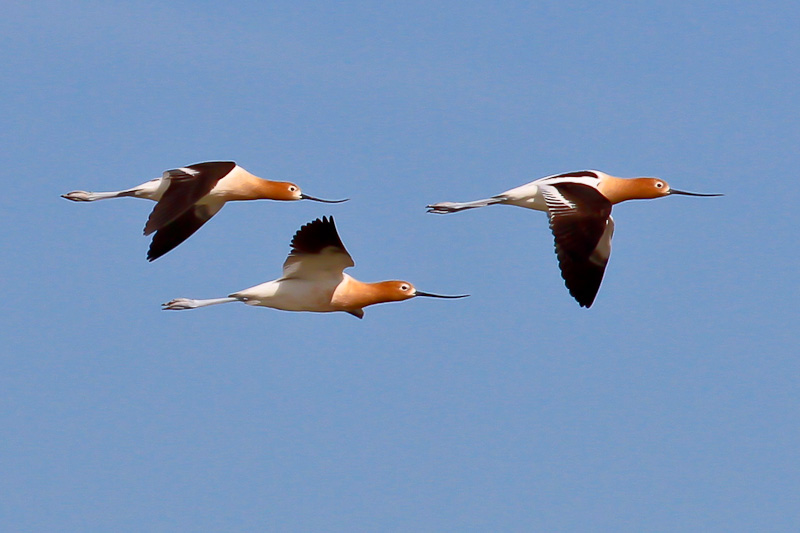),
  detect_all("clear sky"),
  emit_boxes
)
[2,1,799,530]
